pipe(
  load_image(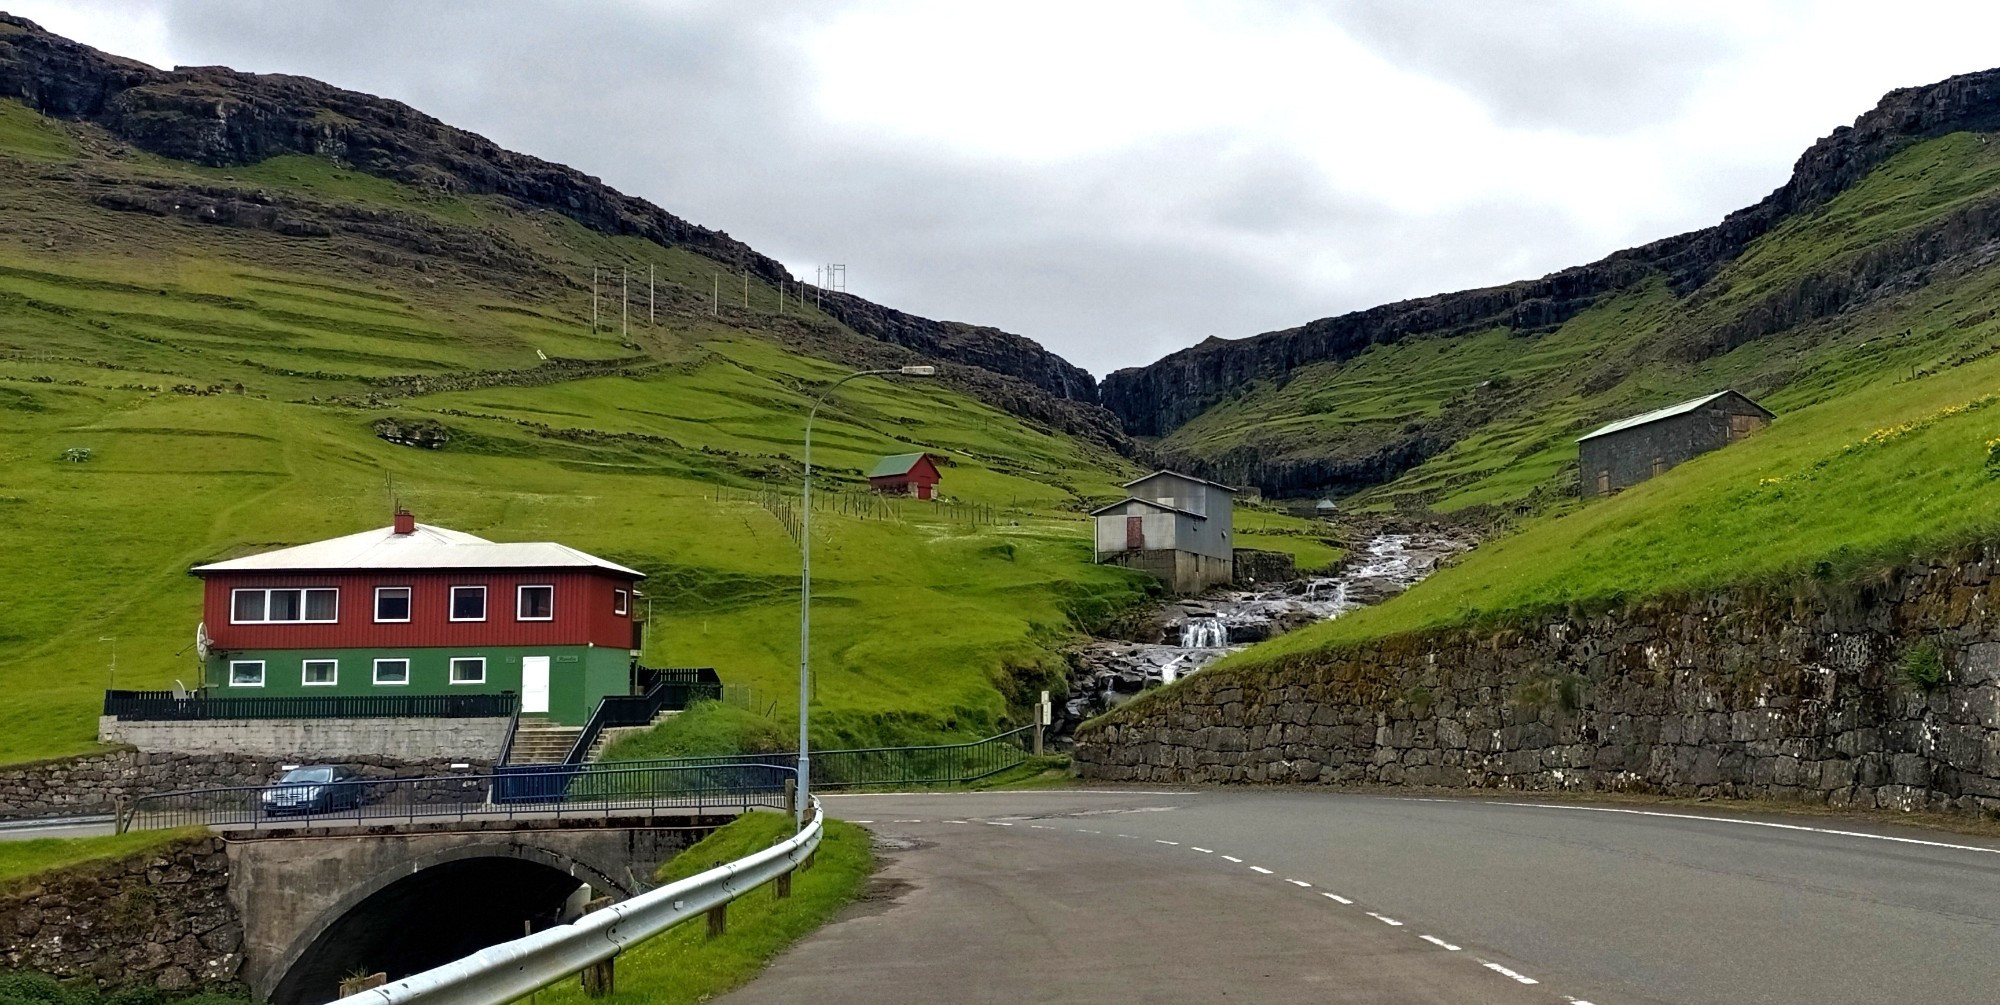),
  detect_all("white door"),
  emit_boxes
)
[521,656,551,714]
